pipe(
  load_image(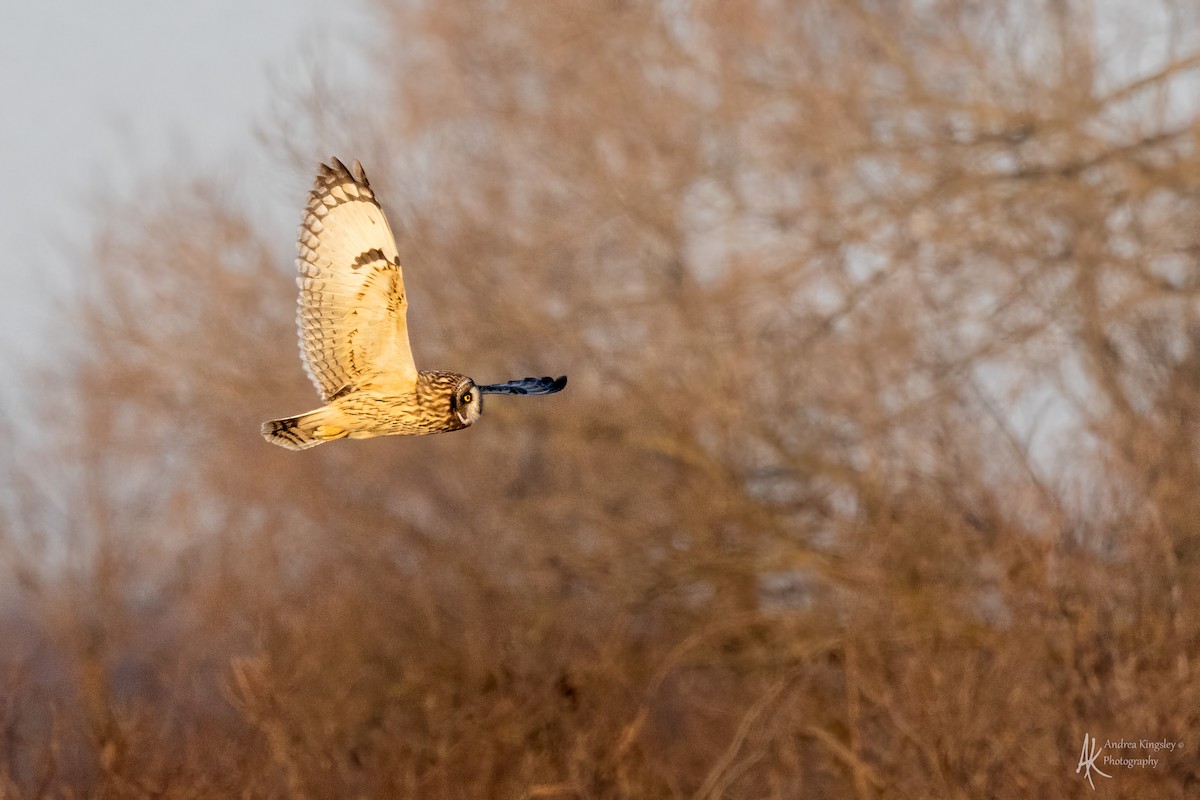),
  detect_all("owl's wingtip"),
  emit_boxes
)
[318,157,371,187]
[478,375,568,396]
